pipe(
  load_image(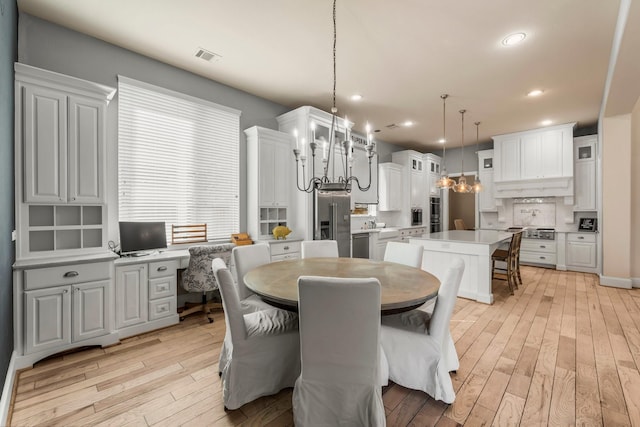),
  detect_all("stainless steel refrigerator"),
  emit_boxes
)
[314,189,351,257]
